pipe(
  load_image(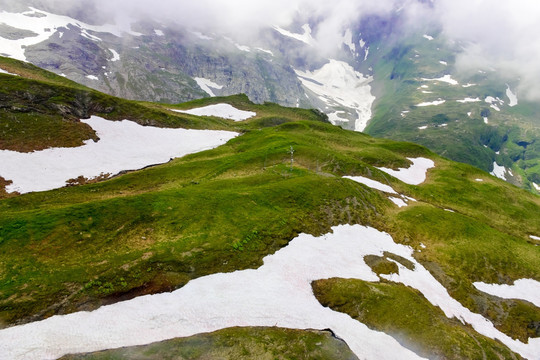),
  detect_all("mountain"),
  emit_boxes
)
[0,57,539,359]
[0,2,538,195]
